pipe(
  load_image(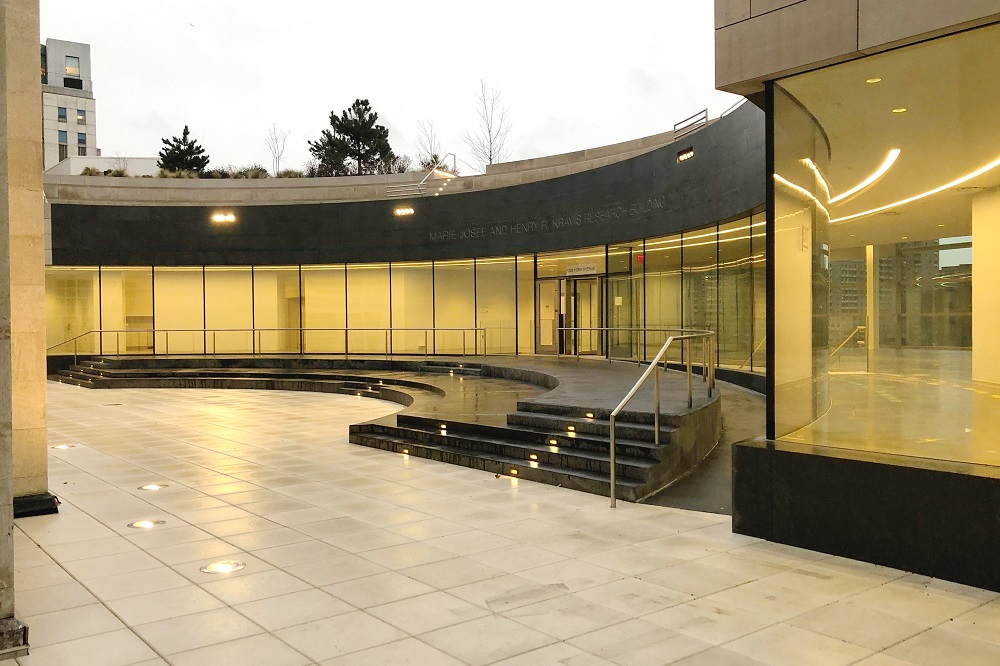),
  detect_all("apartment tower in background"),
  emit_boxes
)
[40,38,98,169]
